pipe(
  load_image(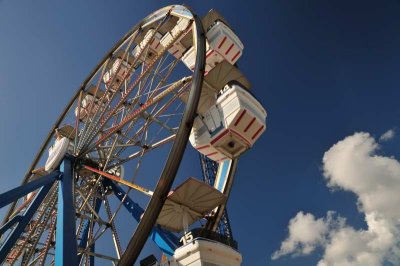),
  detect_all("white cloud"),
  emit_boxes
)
[323,132,400,220]
[379,129,395,142]
[317,212,399,266]
[272,211,344,260]
[272,132,400,265]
